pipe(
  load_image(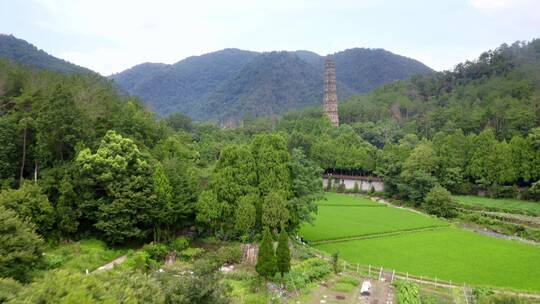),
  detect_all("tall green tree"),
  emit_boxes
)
[152,162,173,242]
[255,228,277,279]
[0,182,54,236]
[76,130,154,244]
[287,149,323,231]
[0,205,44,282]
[234,194,258,240]
[251,134,291,197]
[276,228,291,278]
